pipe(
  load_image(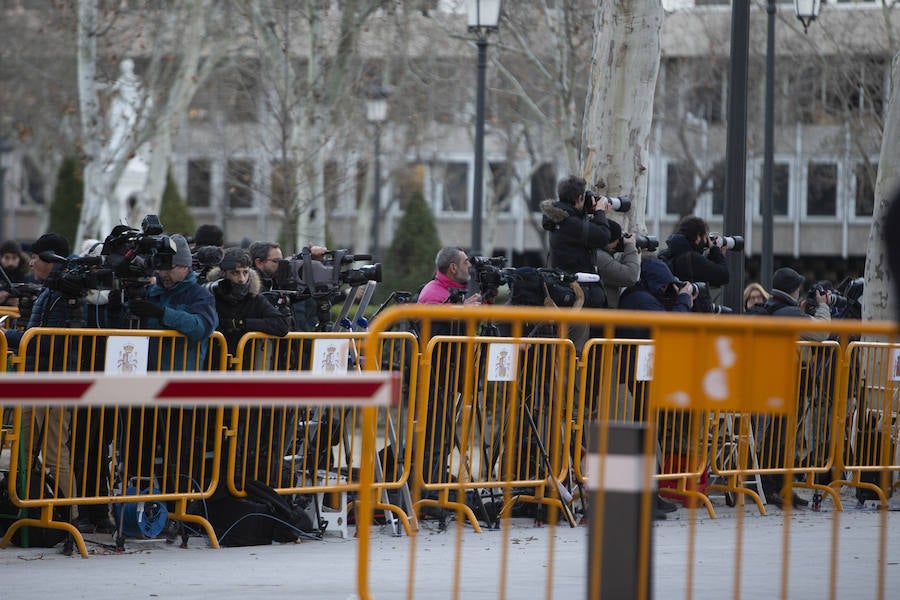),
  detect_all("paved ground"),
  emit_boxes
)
[1,490,898,600]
